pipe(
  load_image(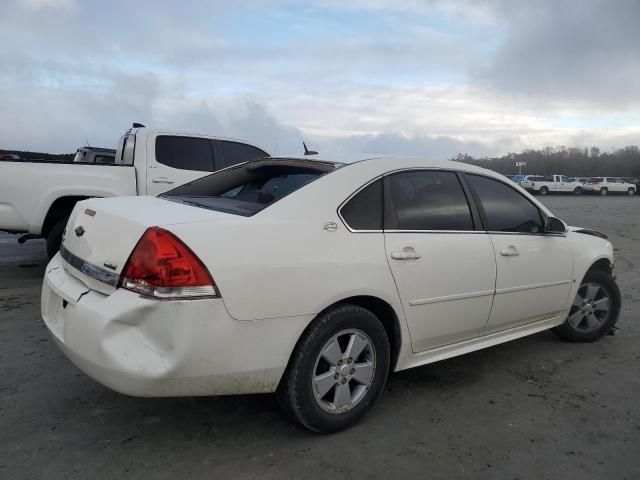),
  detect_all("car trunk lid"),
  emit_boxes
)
[60,196,235,294]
